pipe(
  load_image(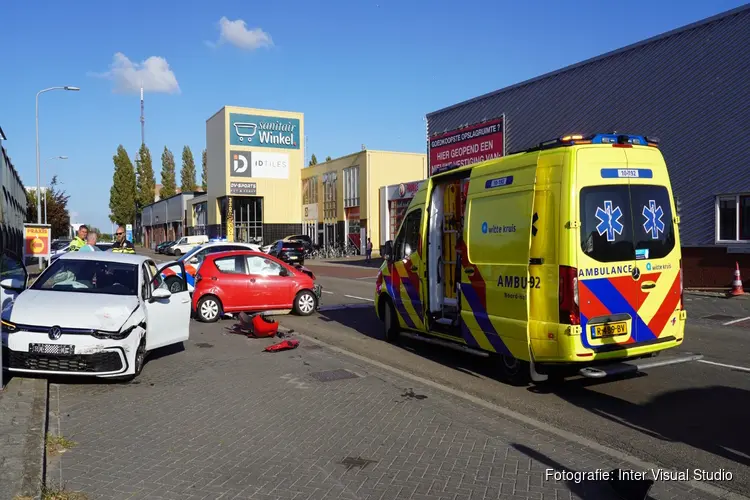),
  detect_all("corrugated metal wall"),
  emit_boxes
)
[426,6,750,246]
